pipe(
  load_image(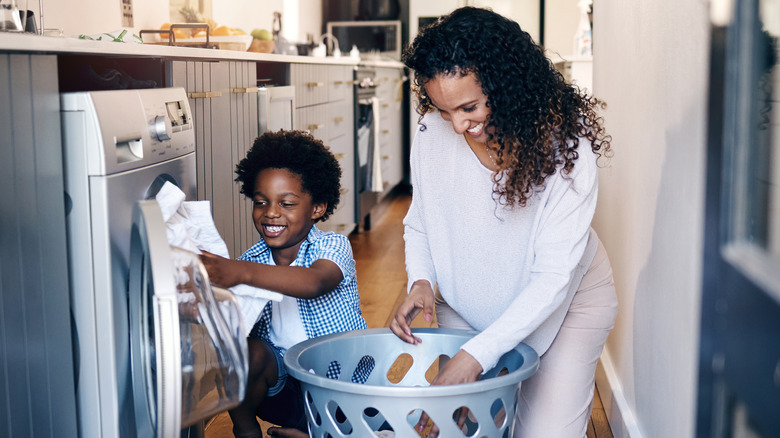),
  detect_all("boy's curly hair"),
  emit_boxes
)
[235,130,341,222]
[403,6,612,207]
